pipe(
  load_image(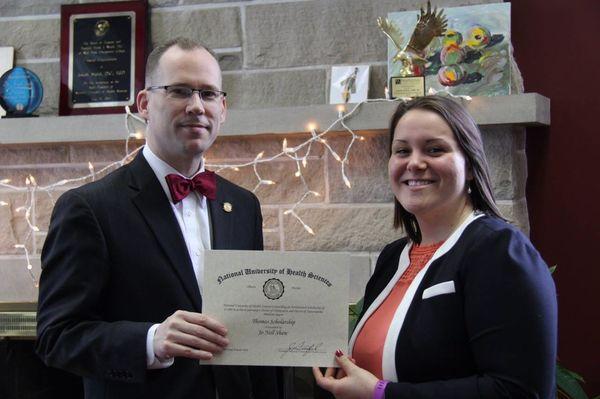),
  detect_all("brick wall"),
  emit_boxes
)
[0,125,528,257]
